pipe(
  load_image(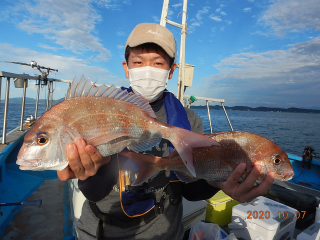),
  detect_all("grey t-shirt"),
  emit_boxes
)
[76,106,205,240]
